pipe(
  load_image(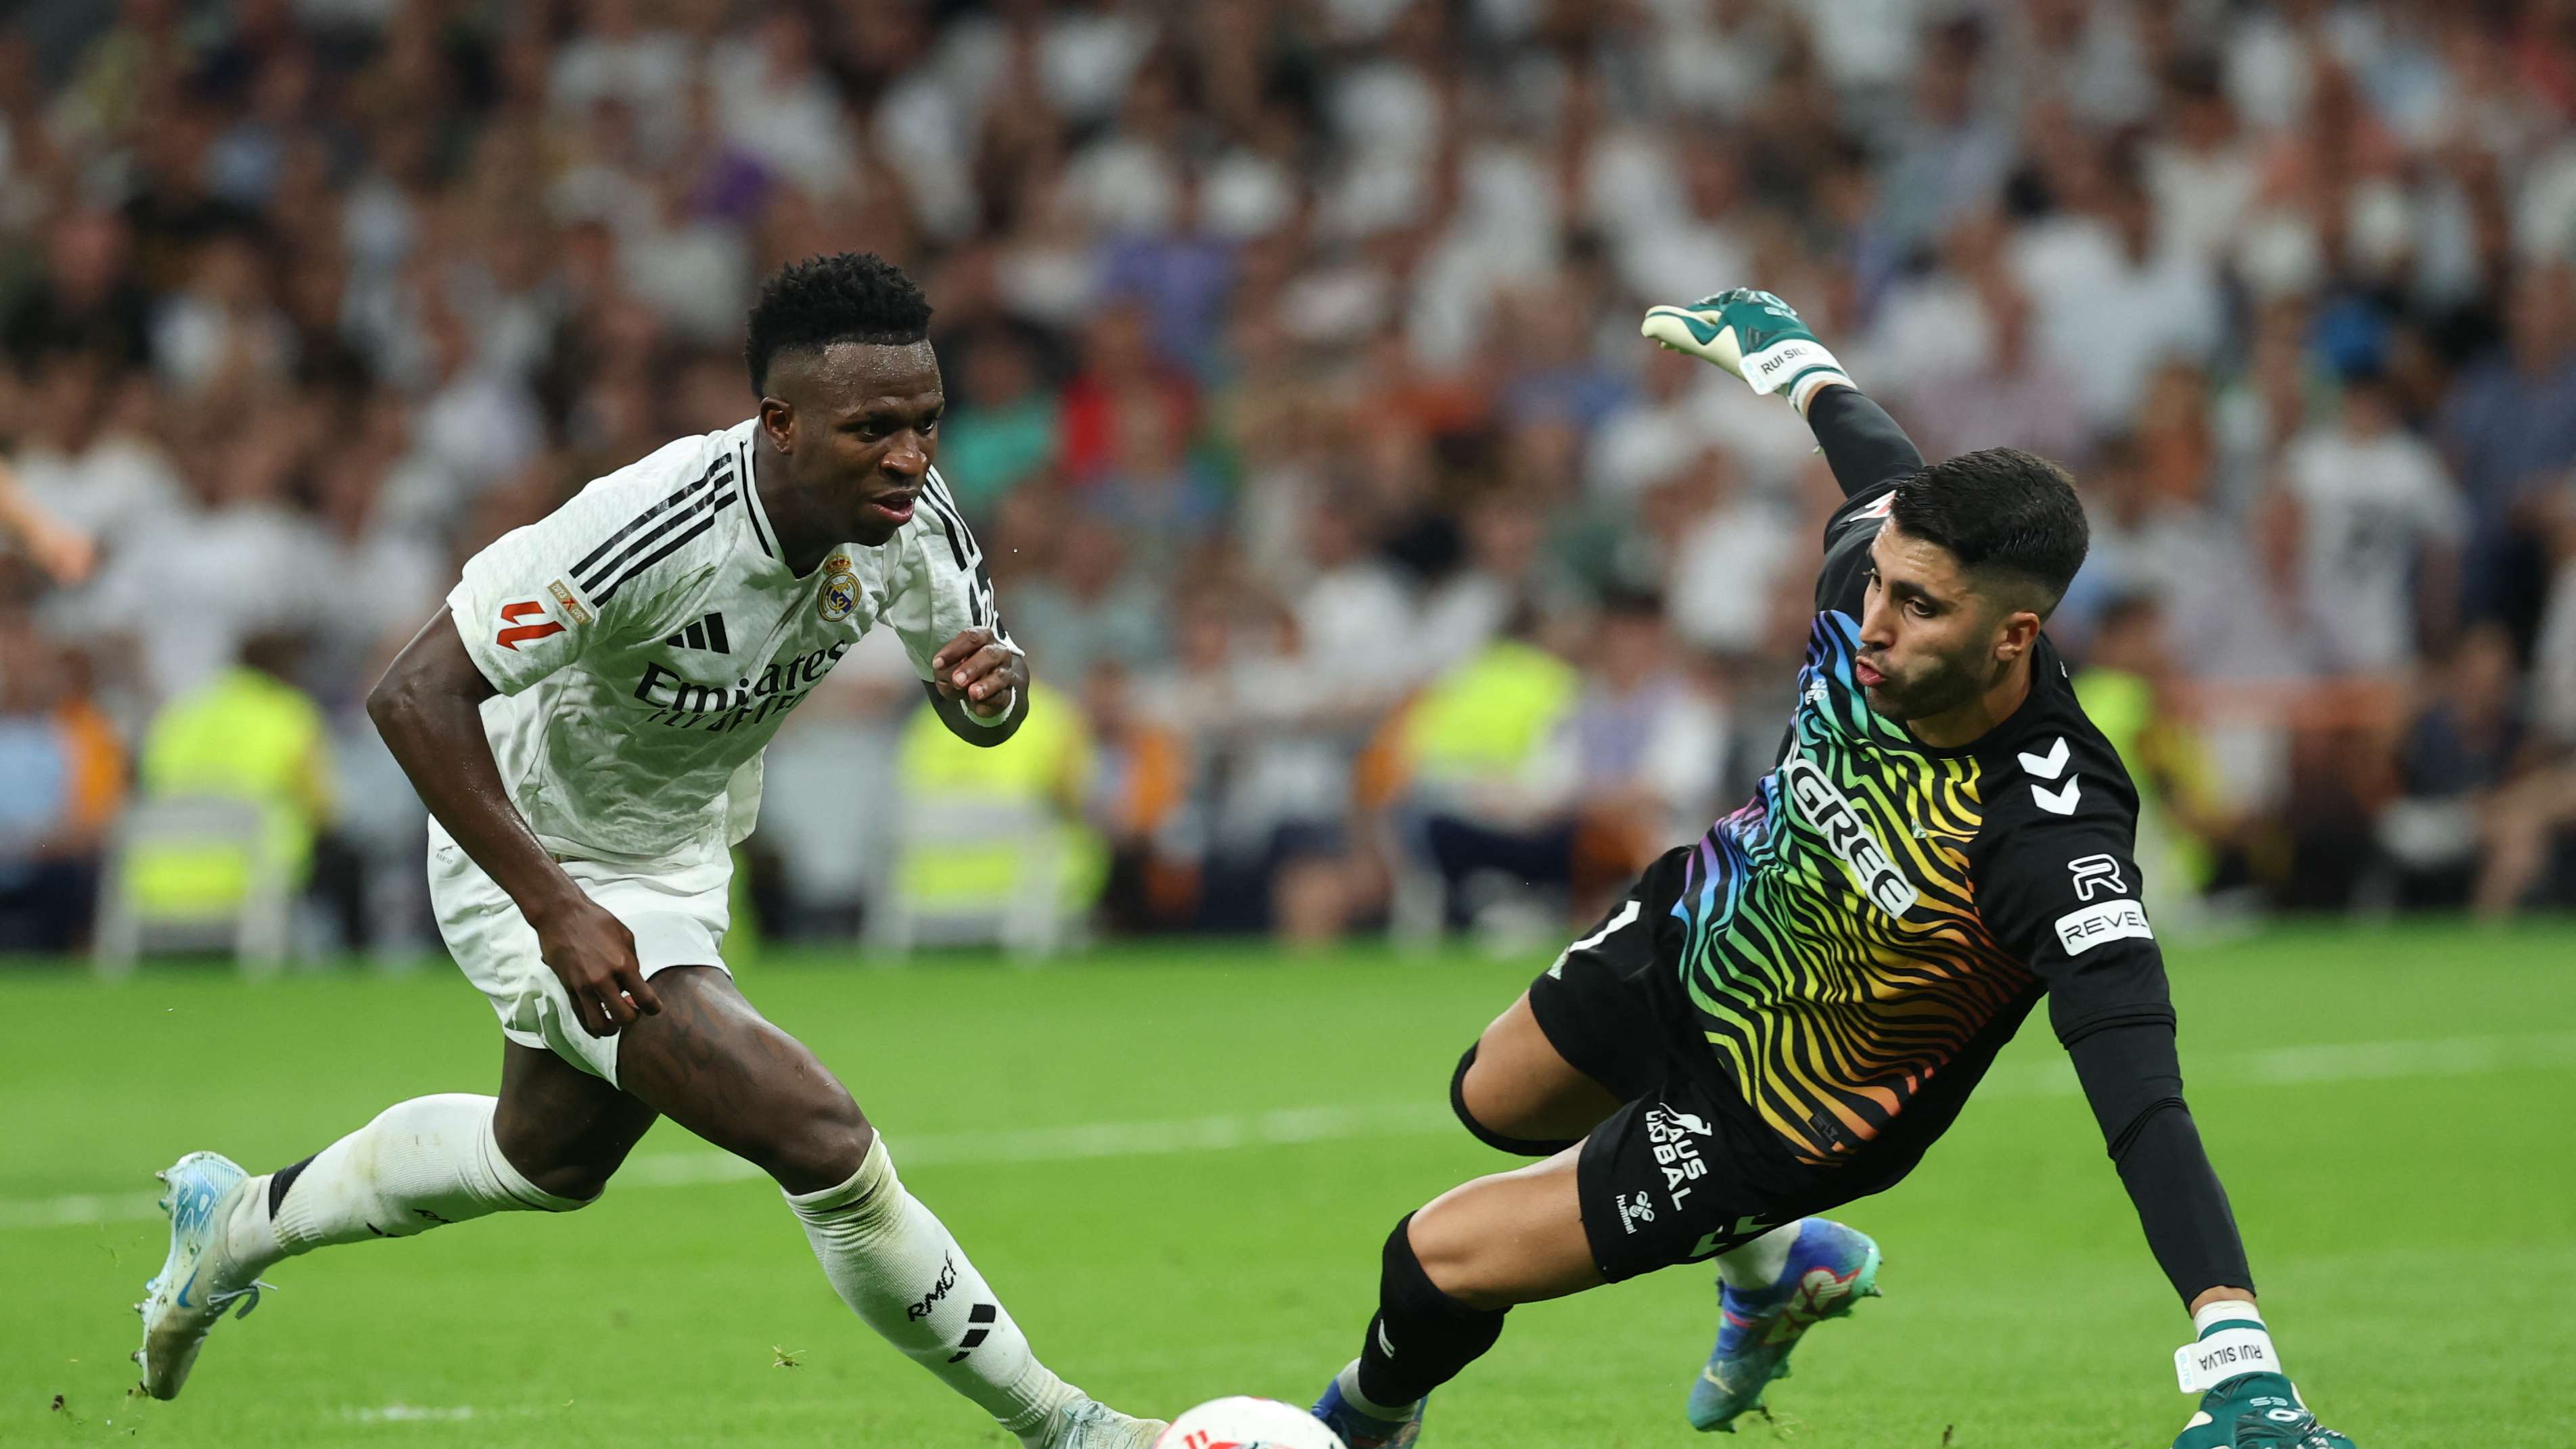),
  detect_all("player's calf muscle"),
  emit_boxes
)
[616,967,875,1193]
